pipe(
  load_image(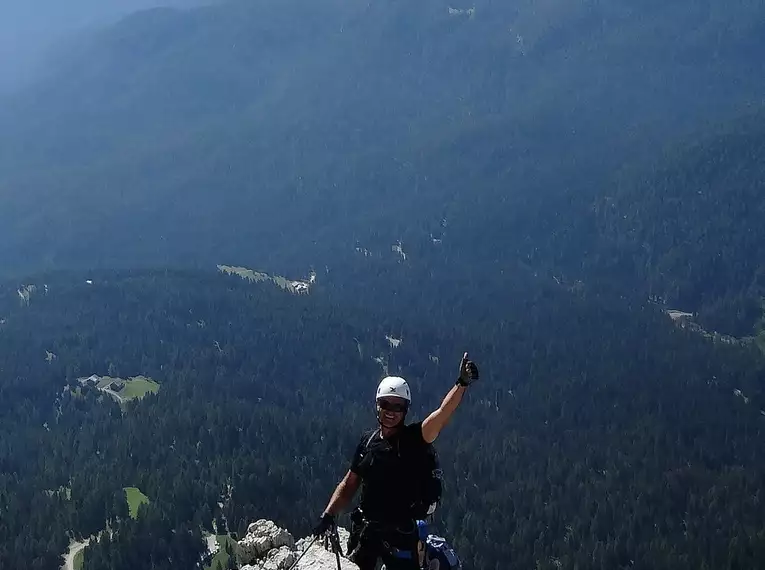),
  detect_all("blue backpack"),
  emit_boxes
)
[418,521,461,570]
